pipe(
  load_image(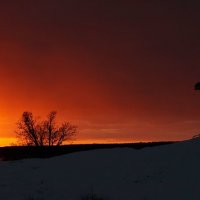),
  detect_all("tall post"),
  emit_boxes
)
[195,82,200,90]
